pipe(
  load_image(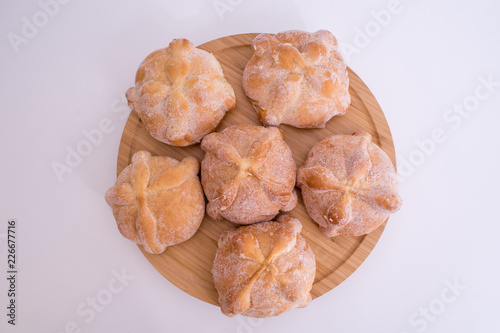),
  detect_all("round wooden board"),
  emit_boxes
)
[116,33,396,306]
